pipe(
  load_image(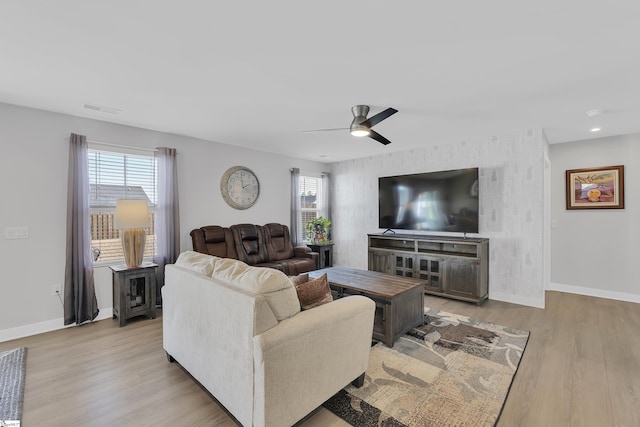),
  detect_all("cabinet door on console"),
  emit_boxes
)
[417,255,444,293]
[444,258,480,299]
[368,250,393,274]
[391,252,415,277]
